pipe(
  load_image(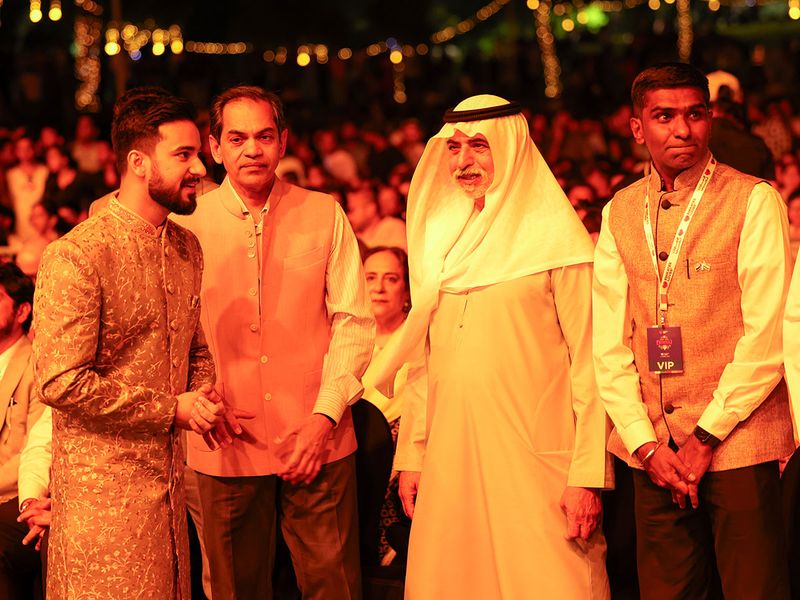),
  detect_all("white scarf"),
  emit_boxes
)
[371,94,594,392]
